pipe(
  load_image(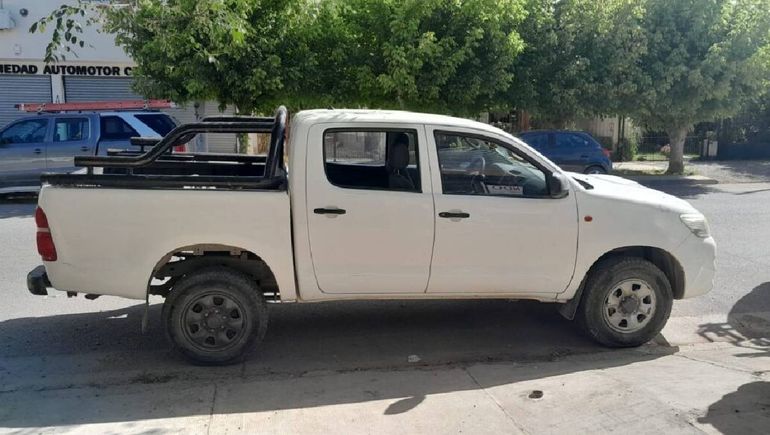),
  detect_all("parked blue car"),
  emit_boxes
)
[518,130,612,174]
